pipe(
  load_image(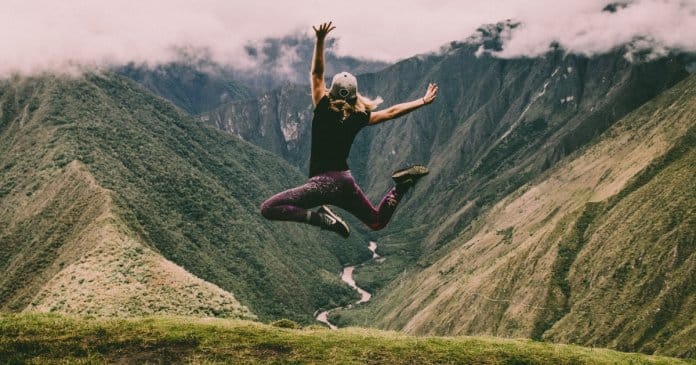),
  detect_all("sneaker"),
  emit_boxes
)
[391,165,429,188]
[317,205,350,238]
